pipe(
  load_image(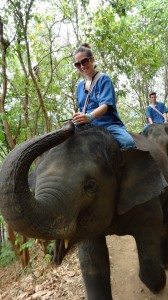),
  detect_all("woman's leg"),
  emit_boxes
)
[107,125,136,149]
